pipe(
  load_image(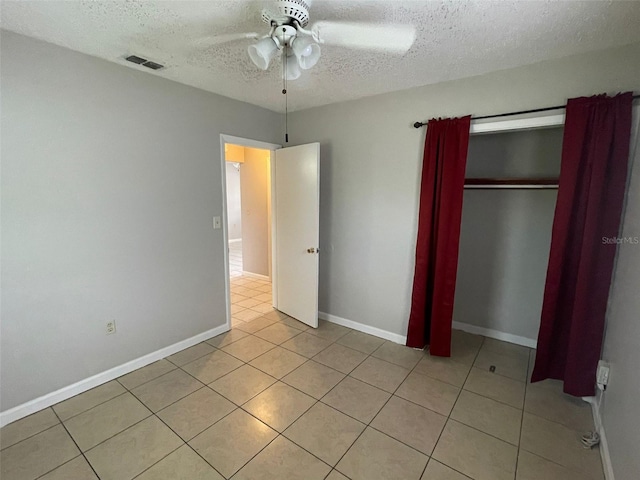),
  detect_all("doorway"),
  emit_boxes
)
[221,136,280,329]
[225,143,272,280]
